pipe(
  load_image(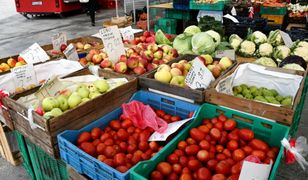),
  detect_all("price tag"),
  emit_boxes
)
[280,30,293,48]
[215,49,235,60]
[148,118,193,141]
[52,32,67,51]
[120,26,134,41]
[99,26,126,63]
[63,43,79,61]
[19,43,50,64]
[11,64,38,92]
[185,57,215,89]
[216,76,233,95]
